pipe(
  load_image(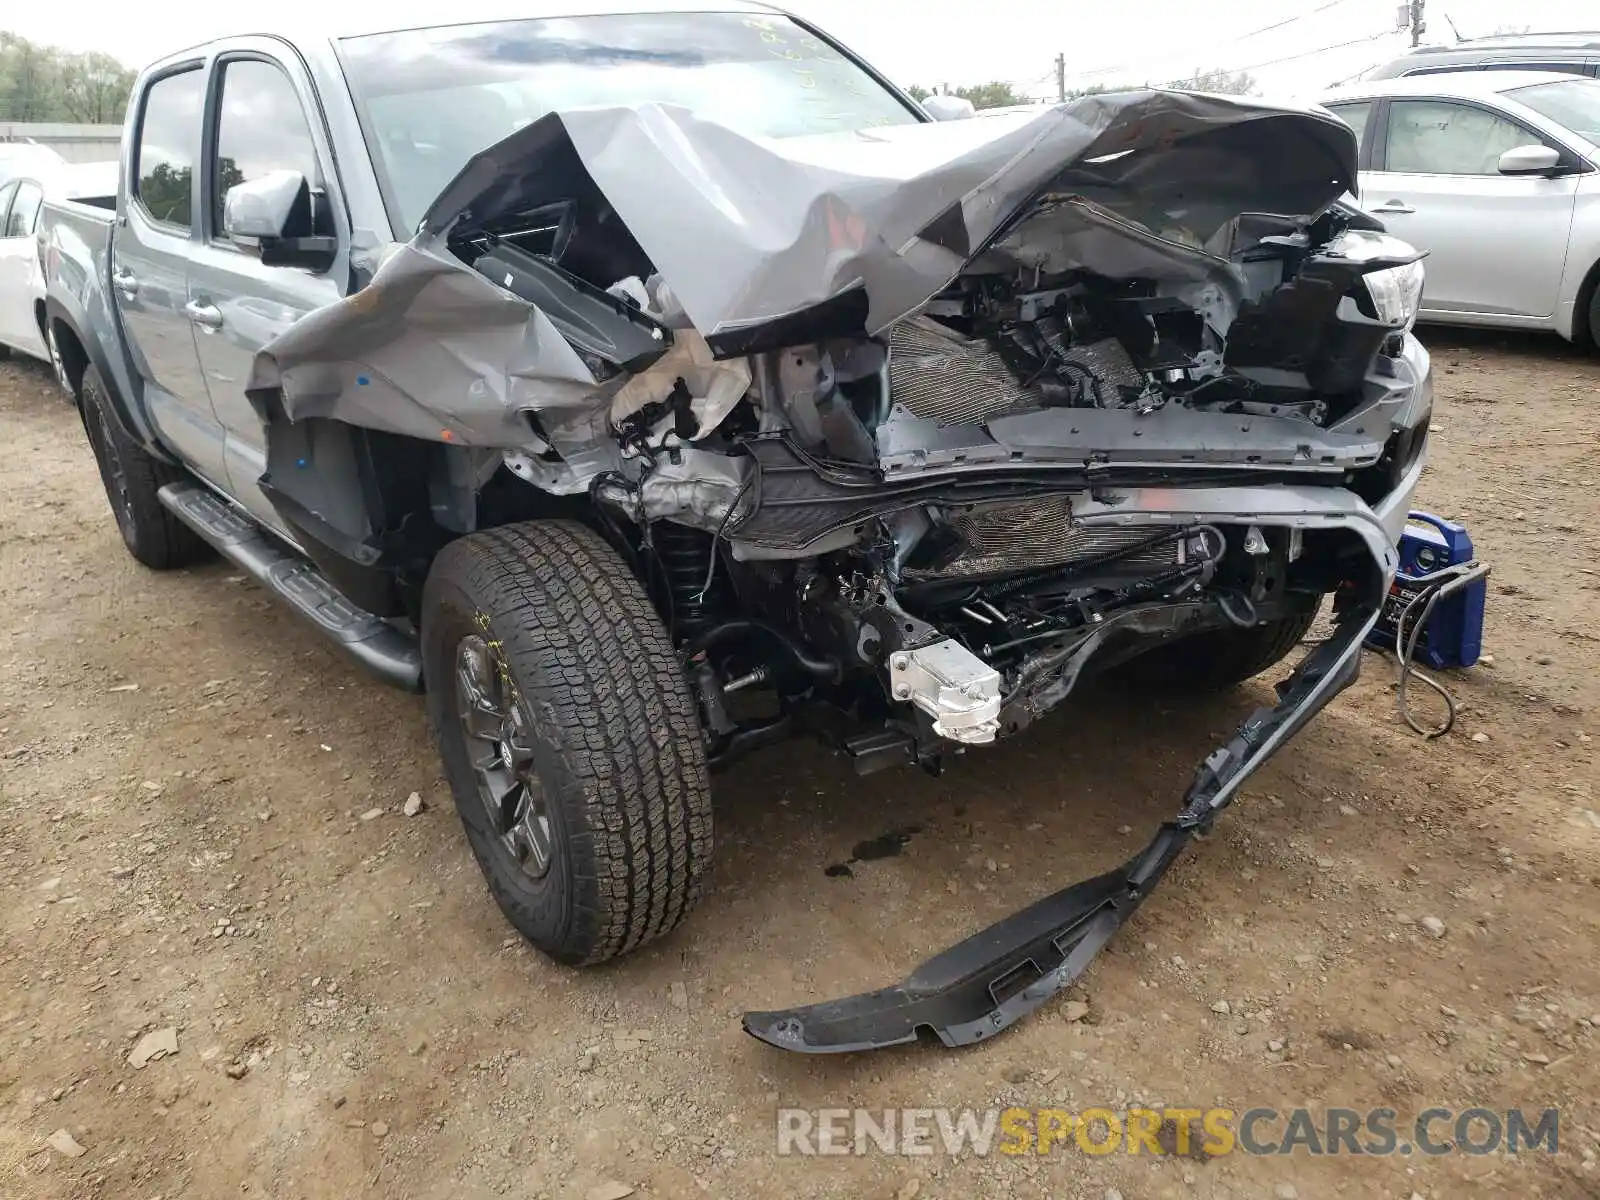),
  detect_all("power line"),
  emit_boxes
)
[1327,58,1388,86]
[1066,0,1361,81]
[1227,30,1397,74]
[1225,0,1364,46]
